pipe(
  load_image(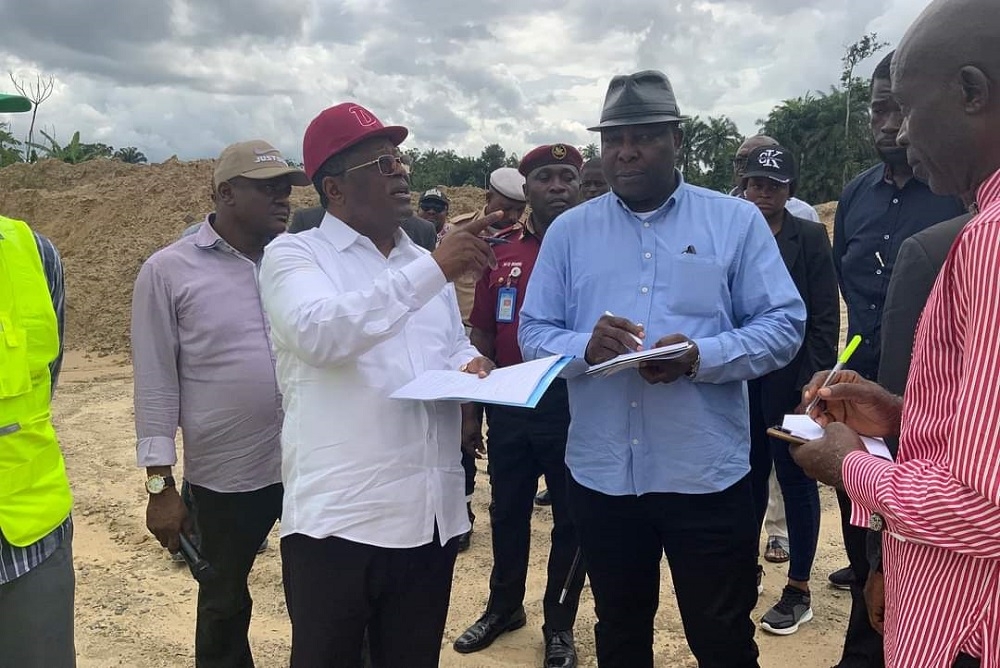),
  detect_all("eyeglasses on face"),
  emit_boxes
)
[344,154,411,177]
